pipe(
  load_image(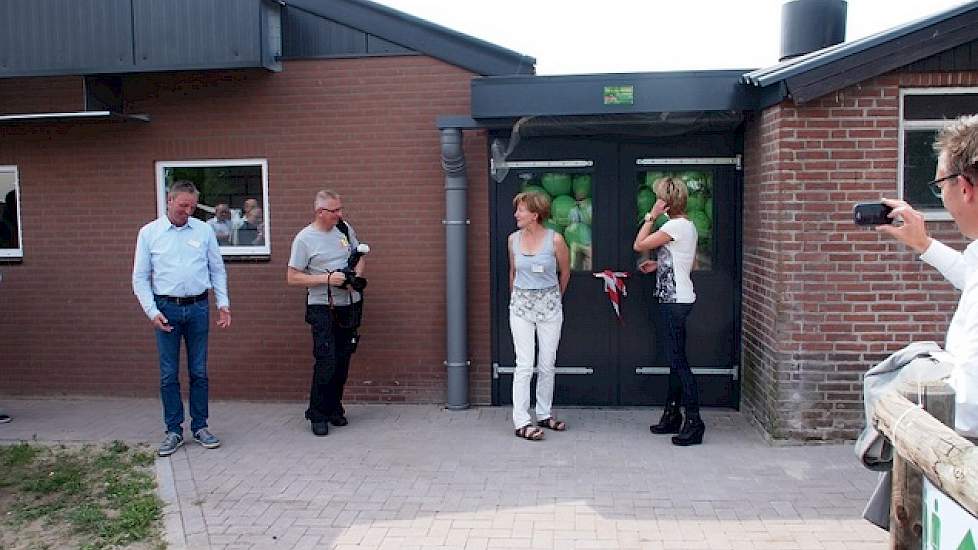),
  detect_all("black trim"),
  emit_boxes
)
[744,2,978,104]
[745,2,978,86]
[756,82,789,110]
[902,39,978,72]
[279,52,422,61]
[436,115,481,130]
[786,9,978,104]
[472,71,754,119]
[284,0,534,76]
[0,0,281,78]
